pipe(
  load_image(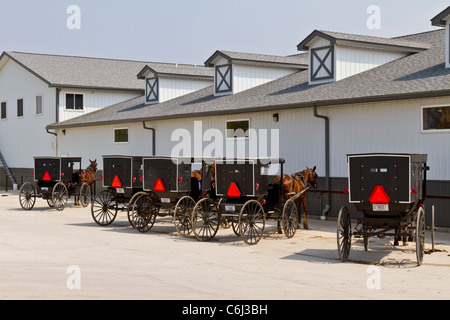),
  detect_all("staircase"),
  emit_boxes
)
[0,151,17,189]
